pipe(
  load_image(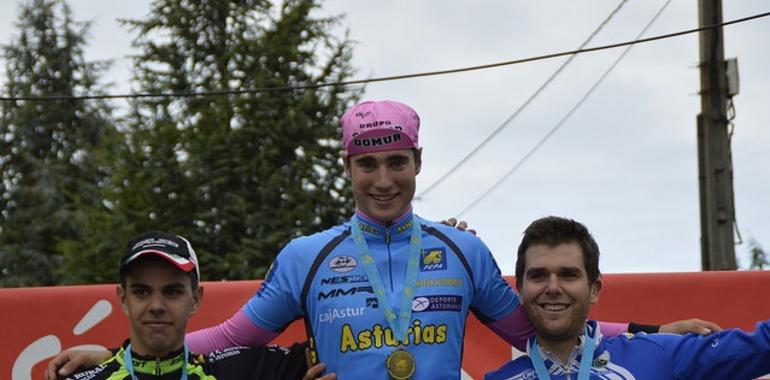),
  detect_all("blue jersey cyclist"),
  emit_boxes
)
[183,100,647,379]
[248,202,517,378]
[485,216,770,380]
